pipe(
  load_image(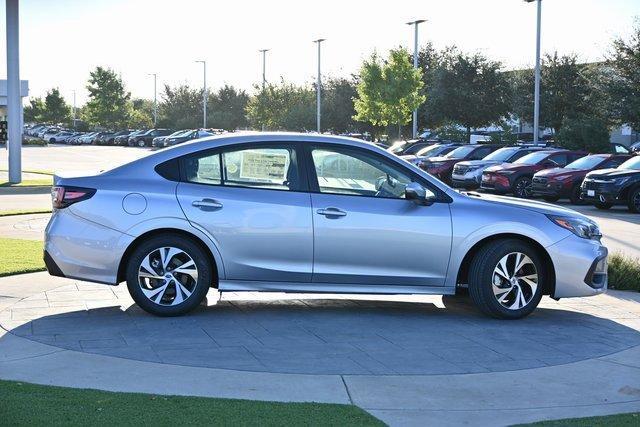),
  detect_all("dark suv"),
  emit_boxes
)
[481,150,586,198]
[128,129,172,147]
[532,154,630,204]
[419,144,501,184]
[581,156,640,212]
